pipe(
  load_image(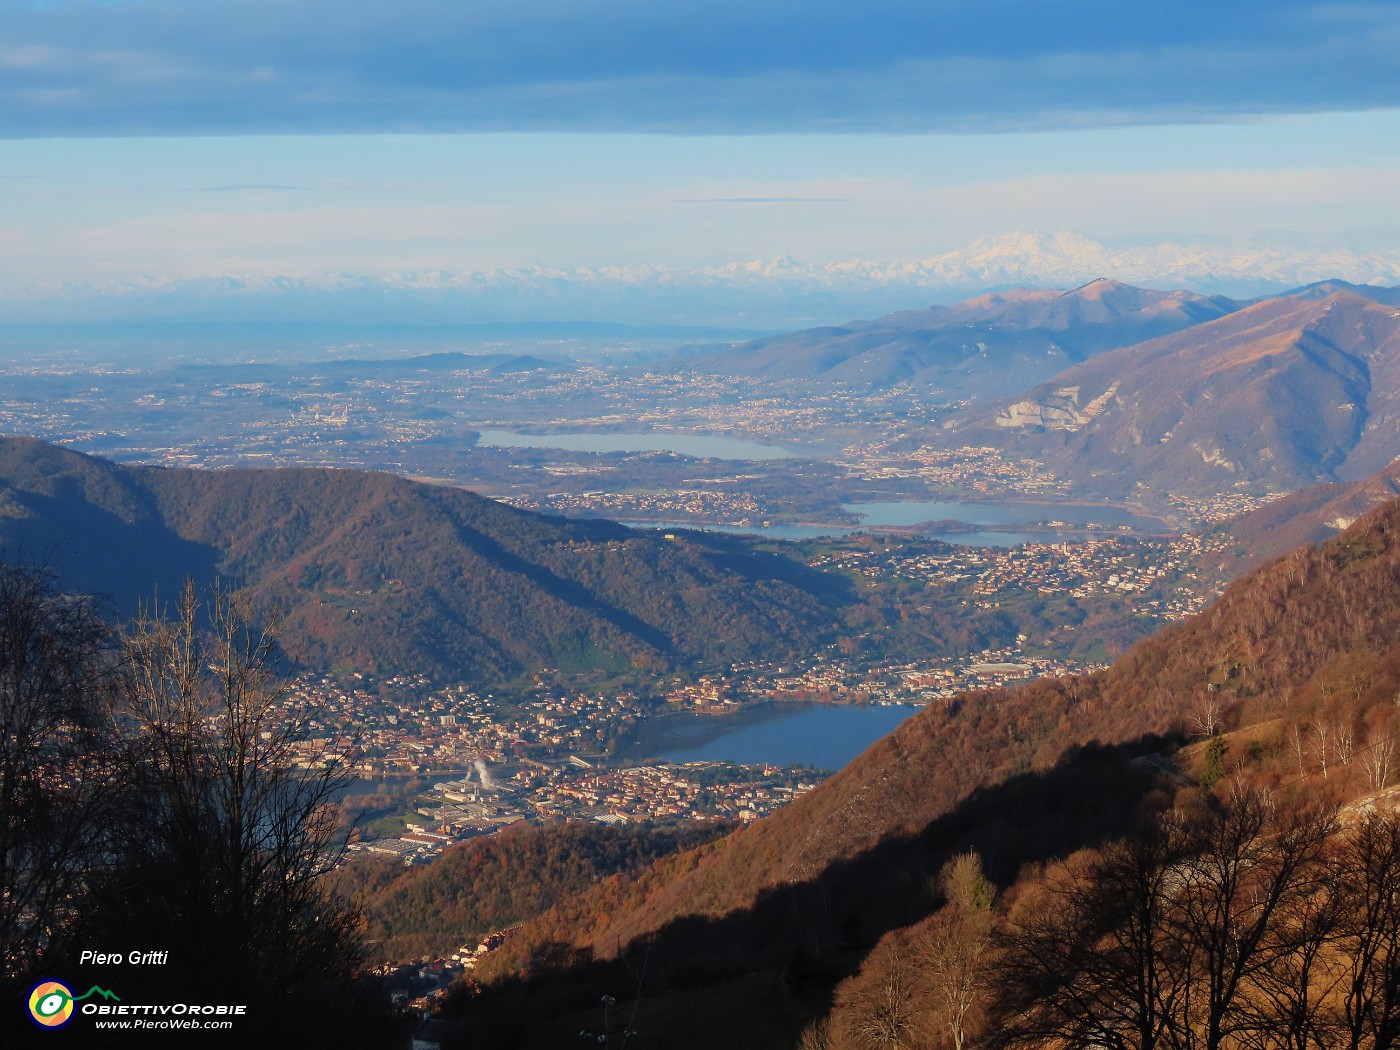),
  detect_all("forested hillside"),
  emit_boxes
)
[1216,459,1400,566]
[0,437,1012,686]
[449,495,1400,1048]
[334,823,729,962]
